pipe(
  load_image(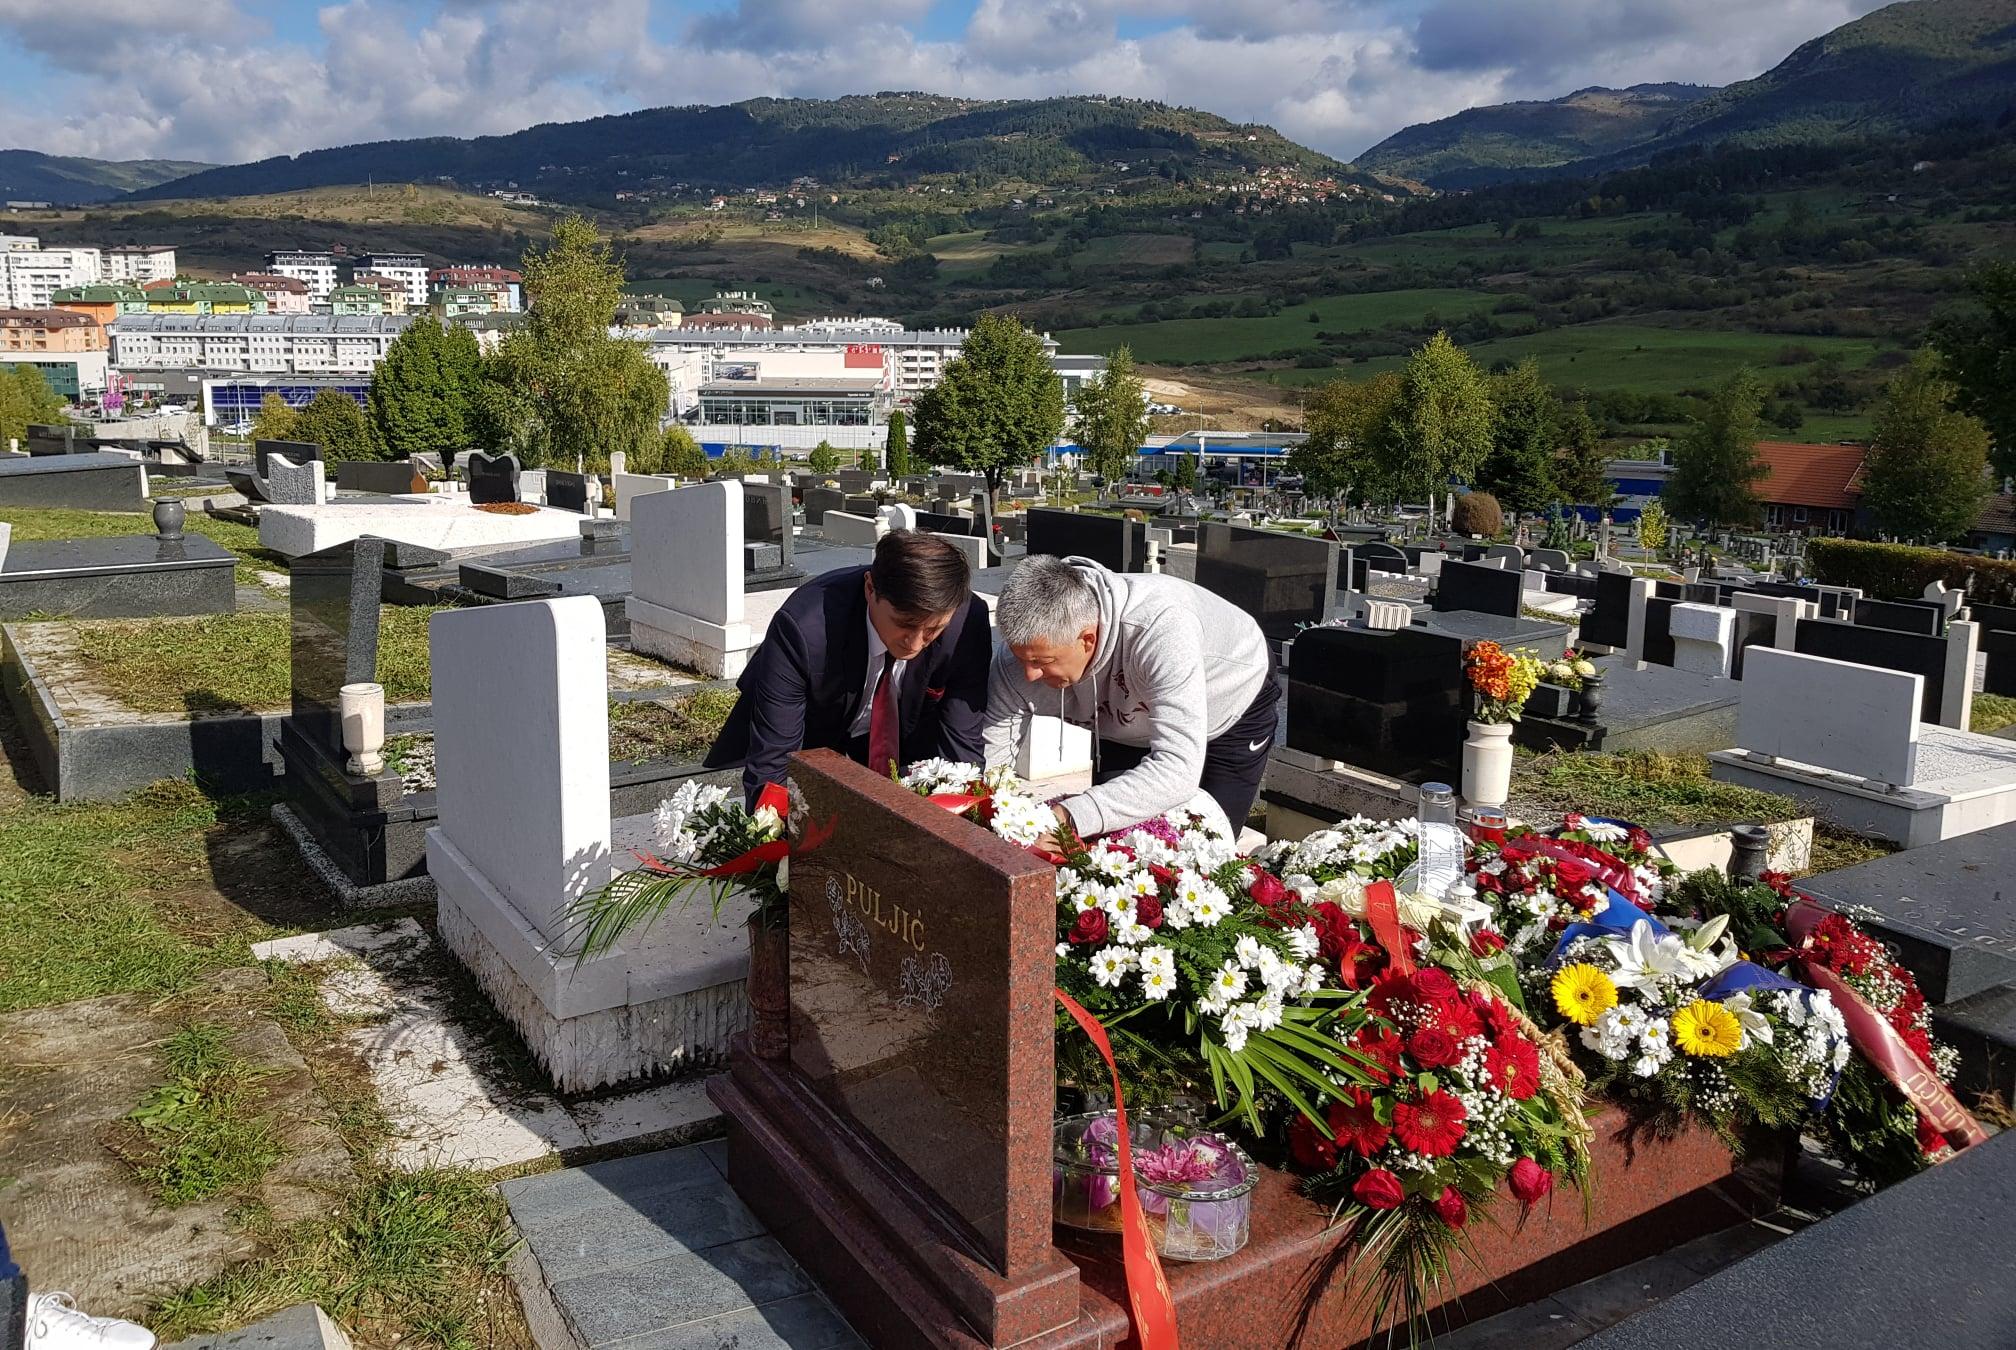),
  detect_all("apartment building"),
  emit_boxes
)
[350,252,428,307]
[230,273,312,314]
[1,247,103,309]
[0,308,106,352]
[104,245,178,284]
[431,266,523,311]
[266,250,341,302]
[110,312,409,377]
